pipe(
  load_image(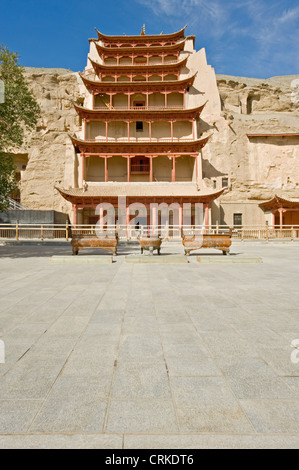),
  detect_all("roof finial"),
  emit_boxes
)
[141,24,146,35]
